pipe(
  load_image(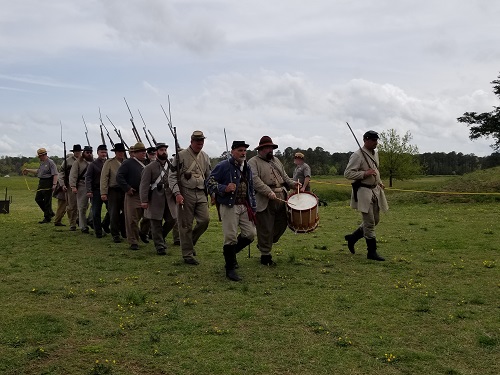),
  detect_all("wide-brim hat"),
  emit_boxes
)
[37,148,47,156]
[294,152,305,159]
[231,140,249,150]
[83,146,93,152]
[97,144,108,151]
[255,136,278,150]
[111,143,126,152]
[70,144,82,152]
[130,142,146,152]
